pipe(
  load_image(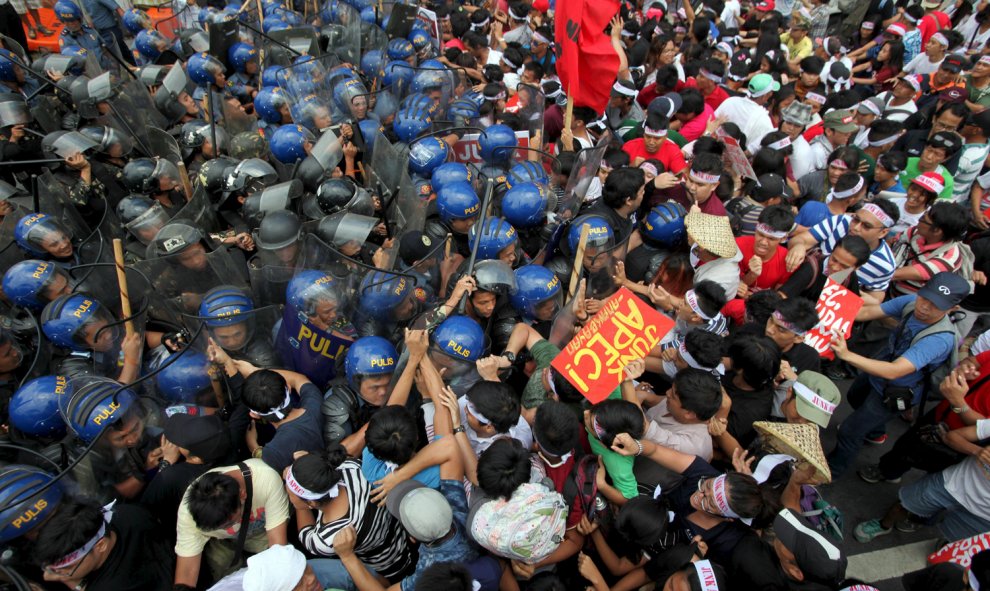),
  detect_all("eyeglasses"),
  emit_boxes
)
[850,215,880,231]
[917,217,933,227]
